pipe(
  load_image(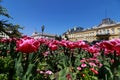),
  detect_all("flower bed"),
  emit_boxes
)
[0,36,120,80]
